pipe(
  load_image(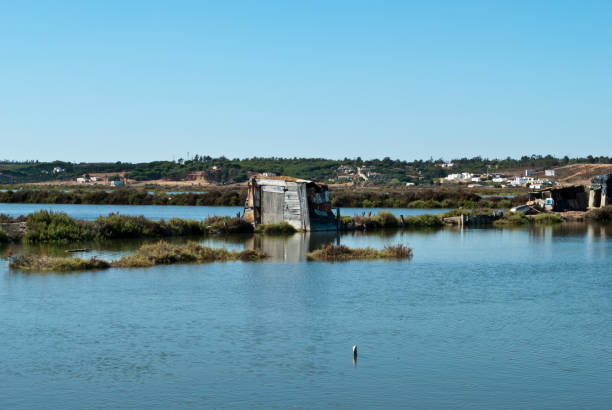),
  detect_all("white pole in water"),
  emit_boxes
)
[353,345,358,358]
